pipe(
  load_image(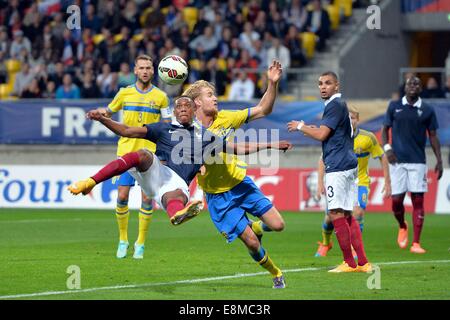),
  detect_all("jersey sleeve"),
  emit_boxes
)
[160,93,171,119]
[369,132,384,159]
[144,123,161,143]
[383,102,394,127]
[107,88,124,113]
[321,103,343,130]
[221,109,250,129]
